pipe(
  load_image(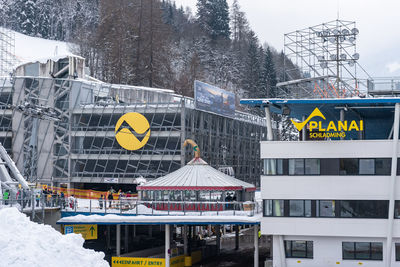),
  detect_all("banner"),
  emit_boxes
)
[194,80,235,117]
